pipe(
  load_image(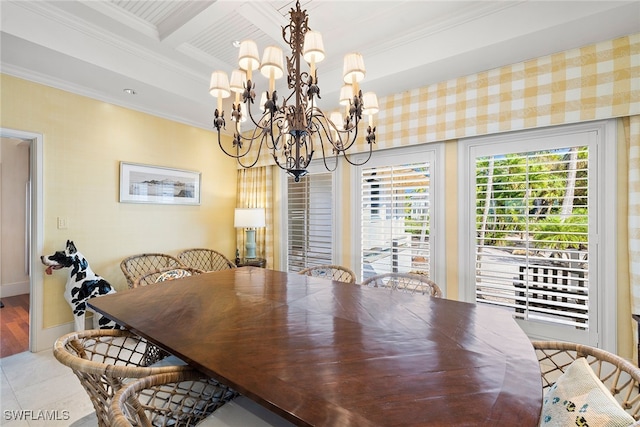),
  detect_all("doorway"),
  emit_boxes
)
[0,128,44,354]
[0,136,30,356]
